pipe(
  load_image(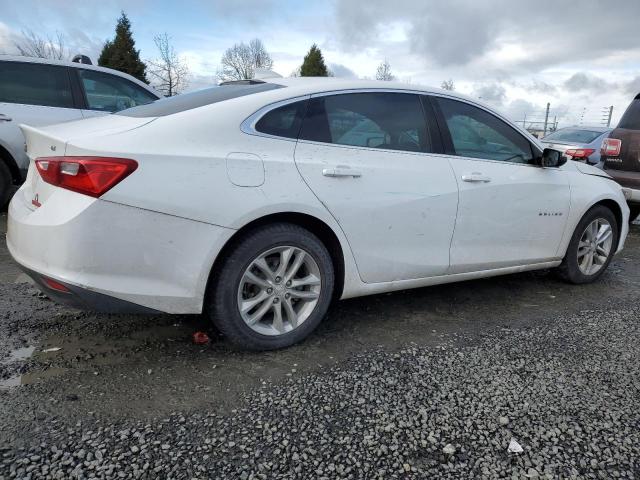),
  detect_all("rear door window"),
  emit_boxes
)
[300,92,430,153]
[78,69,157,112]
[0,61,74,108]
